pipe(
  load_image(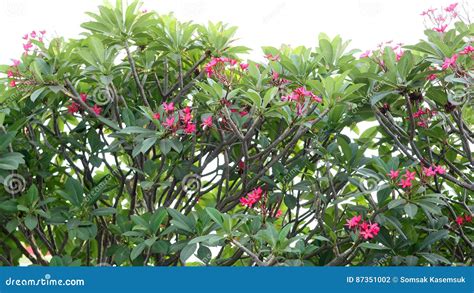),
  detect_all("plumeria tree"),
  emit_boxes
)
[0,1,472,267]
